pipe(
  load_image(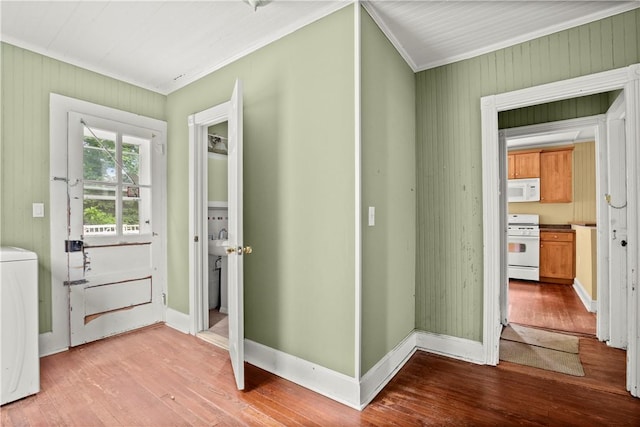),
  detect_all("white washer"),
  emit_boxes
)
[1,247,39,405]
